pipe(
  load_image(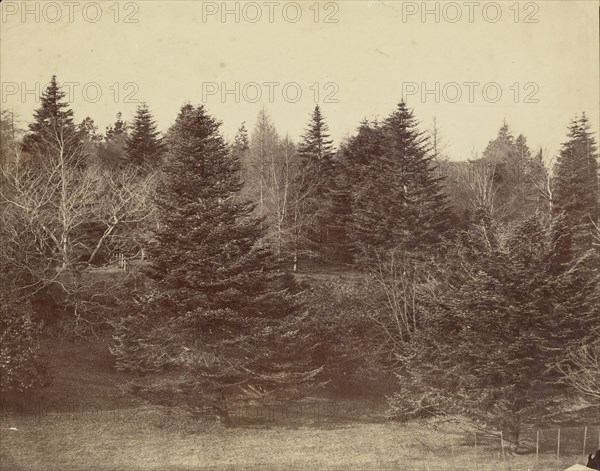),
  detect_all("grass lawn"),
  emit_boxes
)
[0,340,593,471]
